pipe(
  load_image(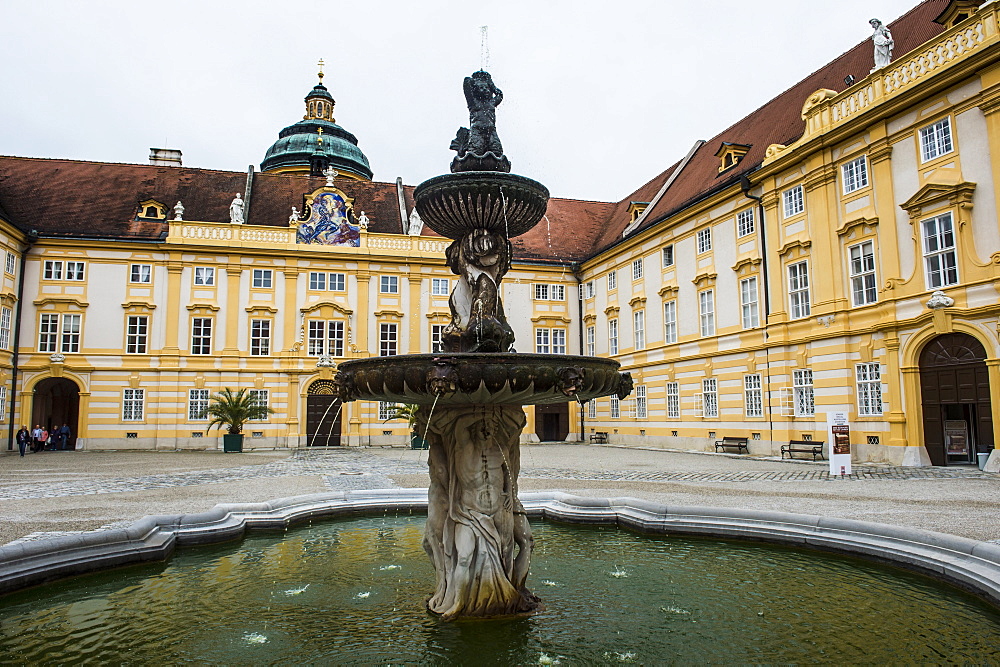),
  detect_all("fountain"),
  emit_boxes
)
[333,70,633,619]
